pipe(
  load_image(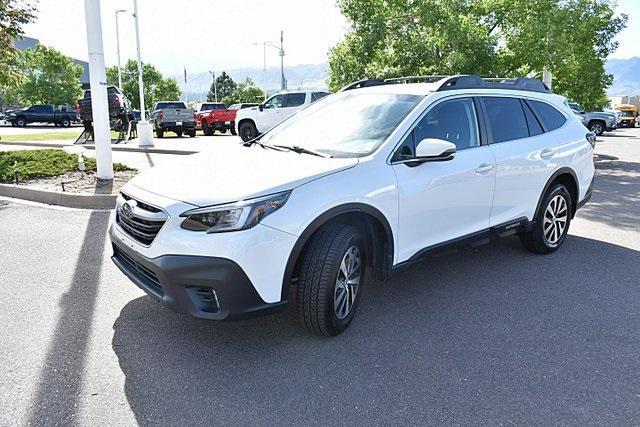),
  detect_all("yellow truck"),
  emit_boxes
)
[615,104,638,128]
